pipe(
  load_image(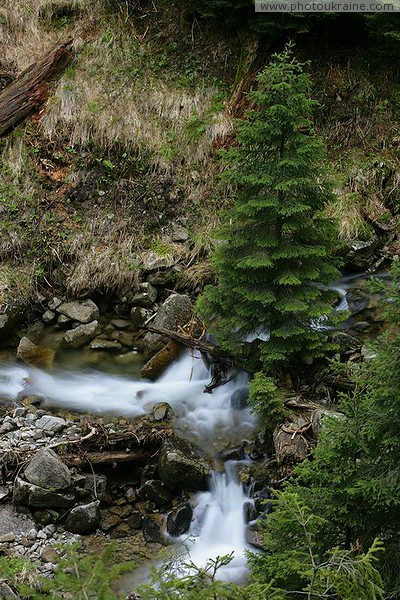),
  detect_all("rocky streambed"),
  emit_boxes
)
[0,268,388,597]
